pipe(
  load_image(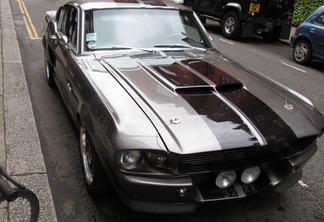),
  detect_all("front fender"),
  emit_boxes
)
[224,3,242,20]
